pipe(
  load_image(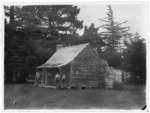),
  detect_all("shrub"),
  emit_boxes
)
[113,81,124,90]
